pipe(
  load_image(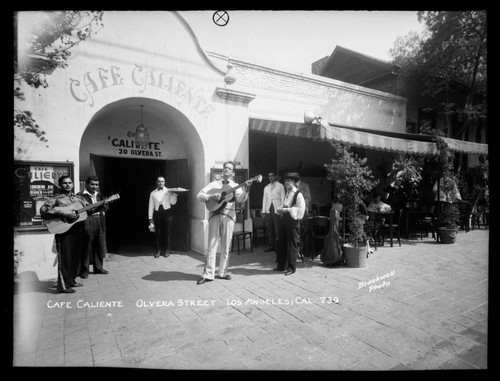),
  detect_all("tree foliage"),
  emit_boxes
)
[14,11,103,150]
[417,11,486,97]
[389,11,487,140]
